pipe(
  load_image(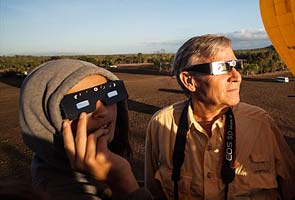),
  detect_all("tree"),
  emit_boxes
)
[101,56,113,66]
[137,53,143,63]
[78,56,97,65]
